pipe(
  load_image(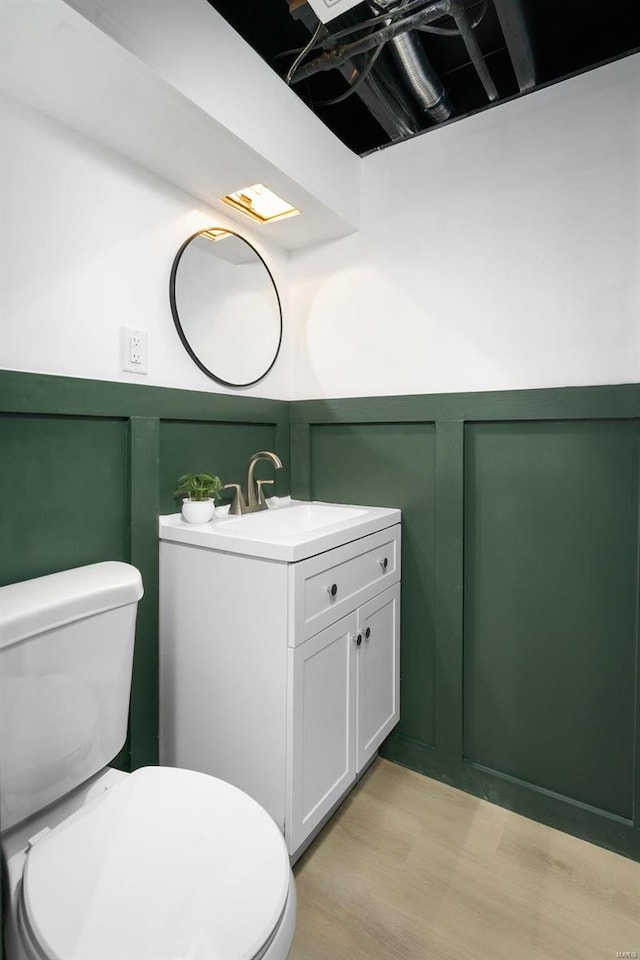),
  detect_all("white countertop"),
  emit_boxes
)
[159,497,401,562]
